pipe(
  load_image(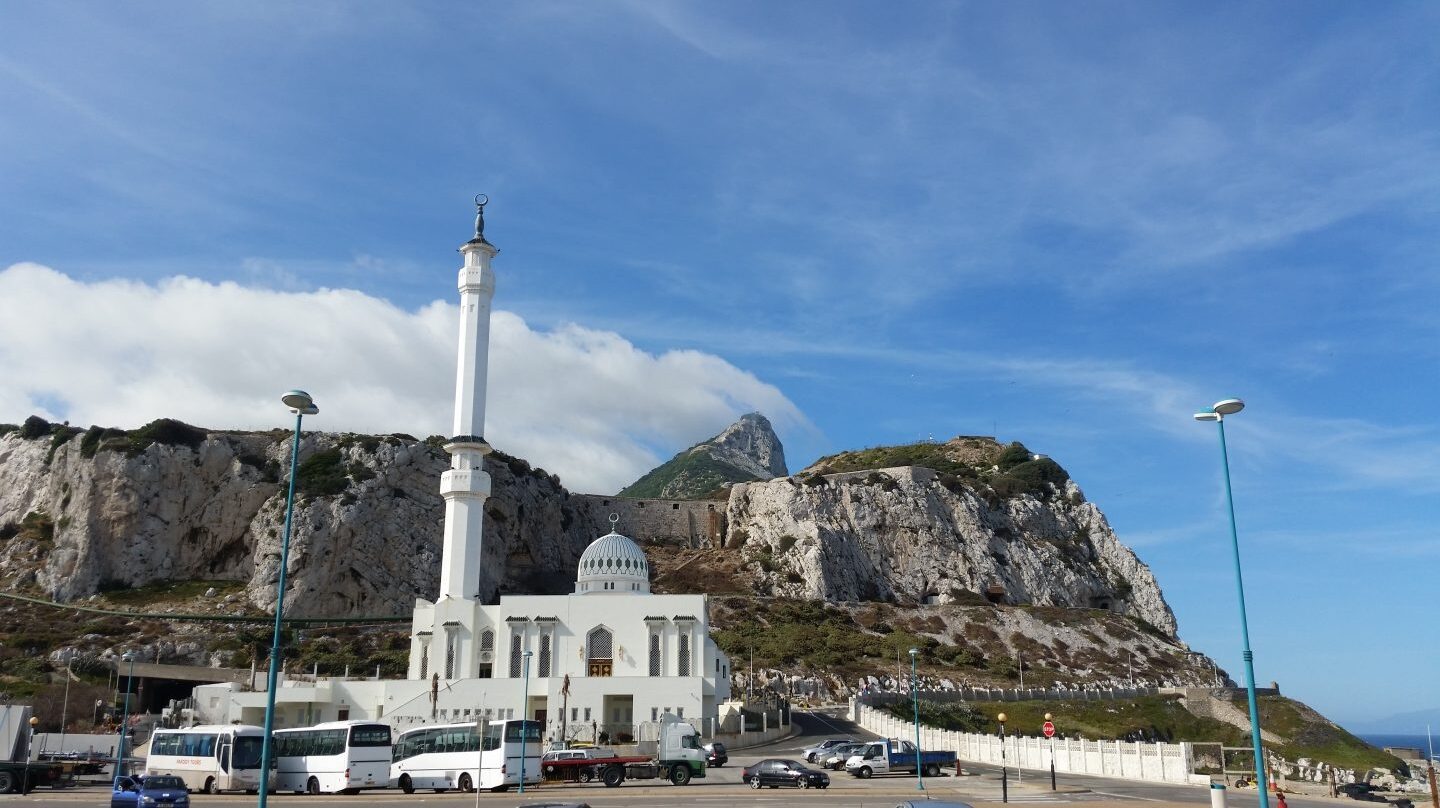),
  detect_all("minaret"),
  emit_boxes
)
[437,195,497,600]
